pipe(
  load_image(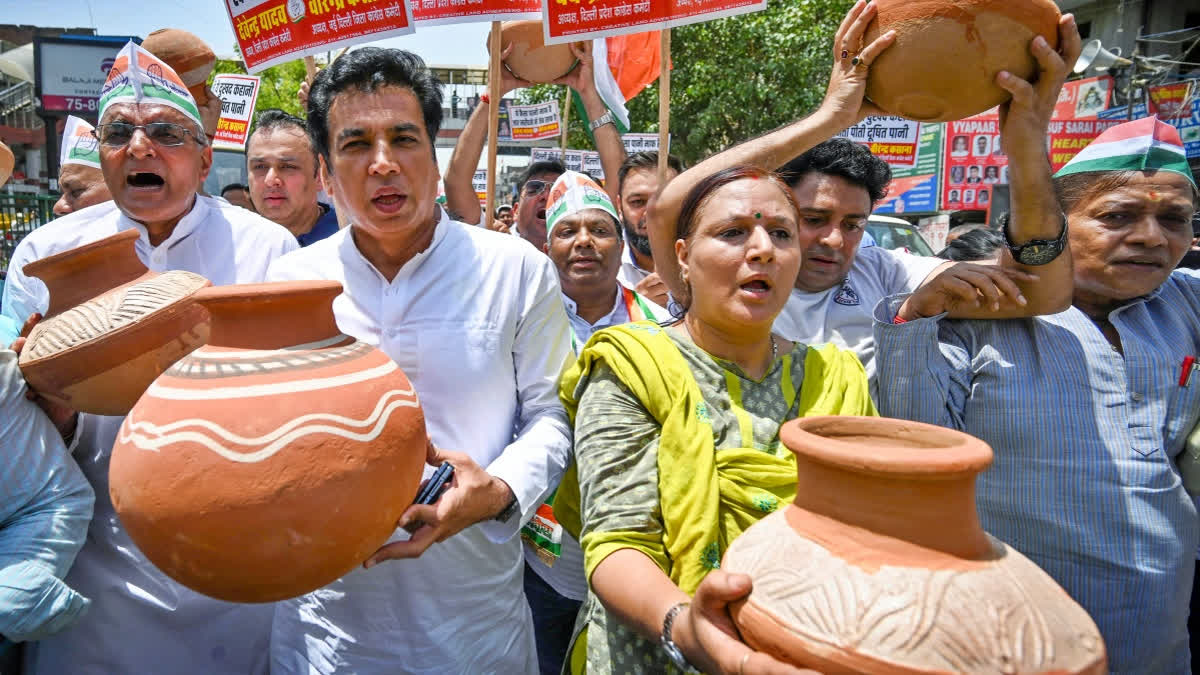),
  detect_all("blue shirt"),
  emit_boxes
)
[872,269,1200,673]
[296,204,339,247]
[0,349,94,642]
